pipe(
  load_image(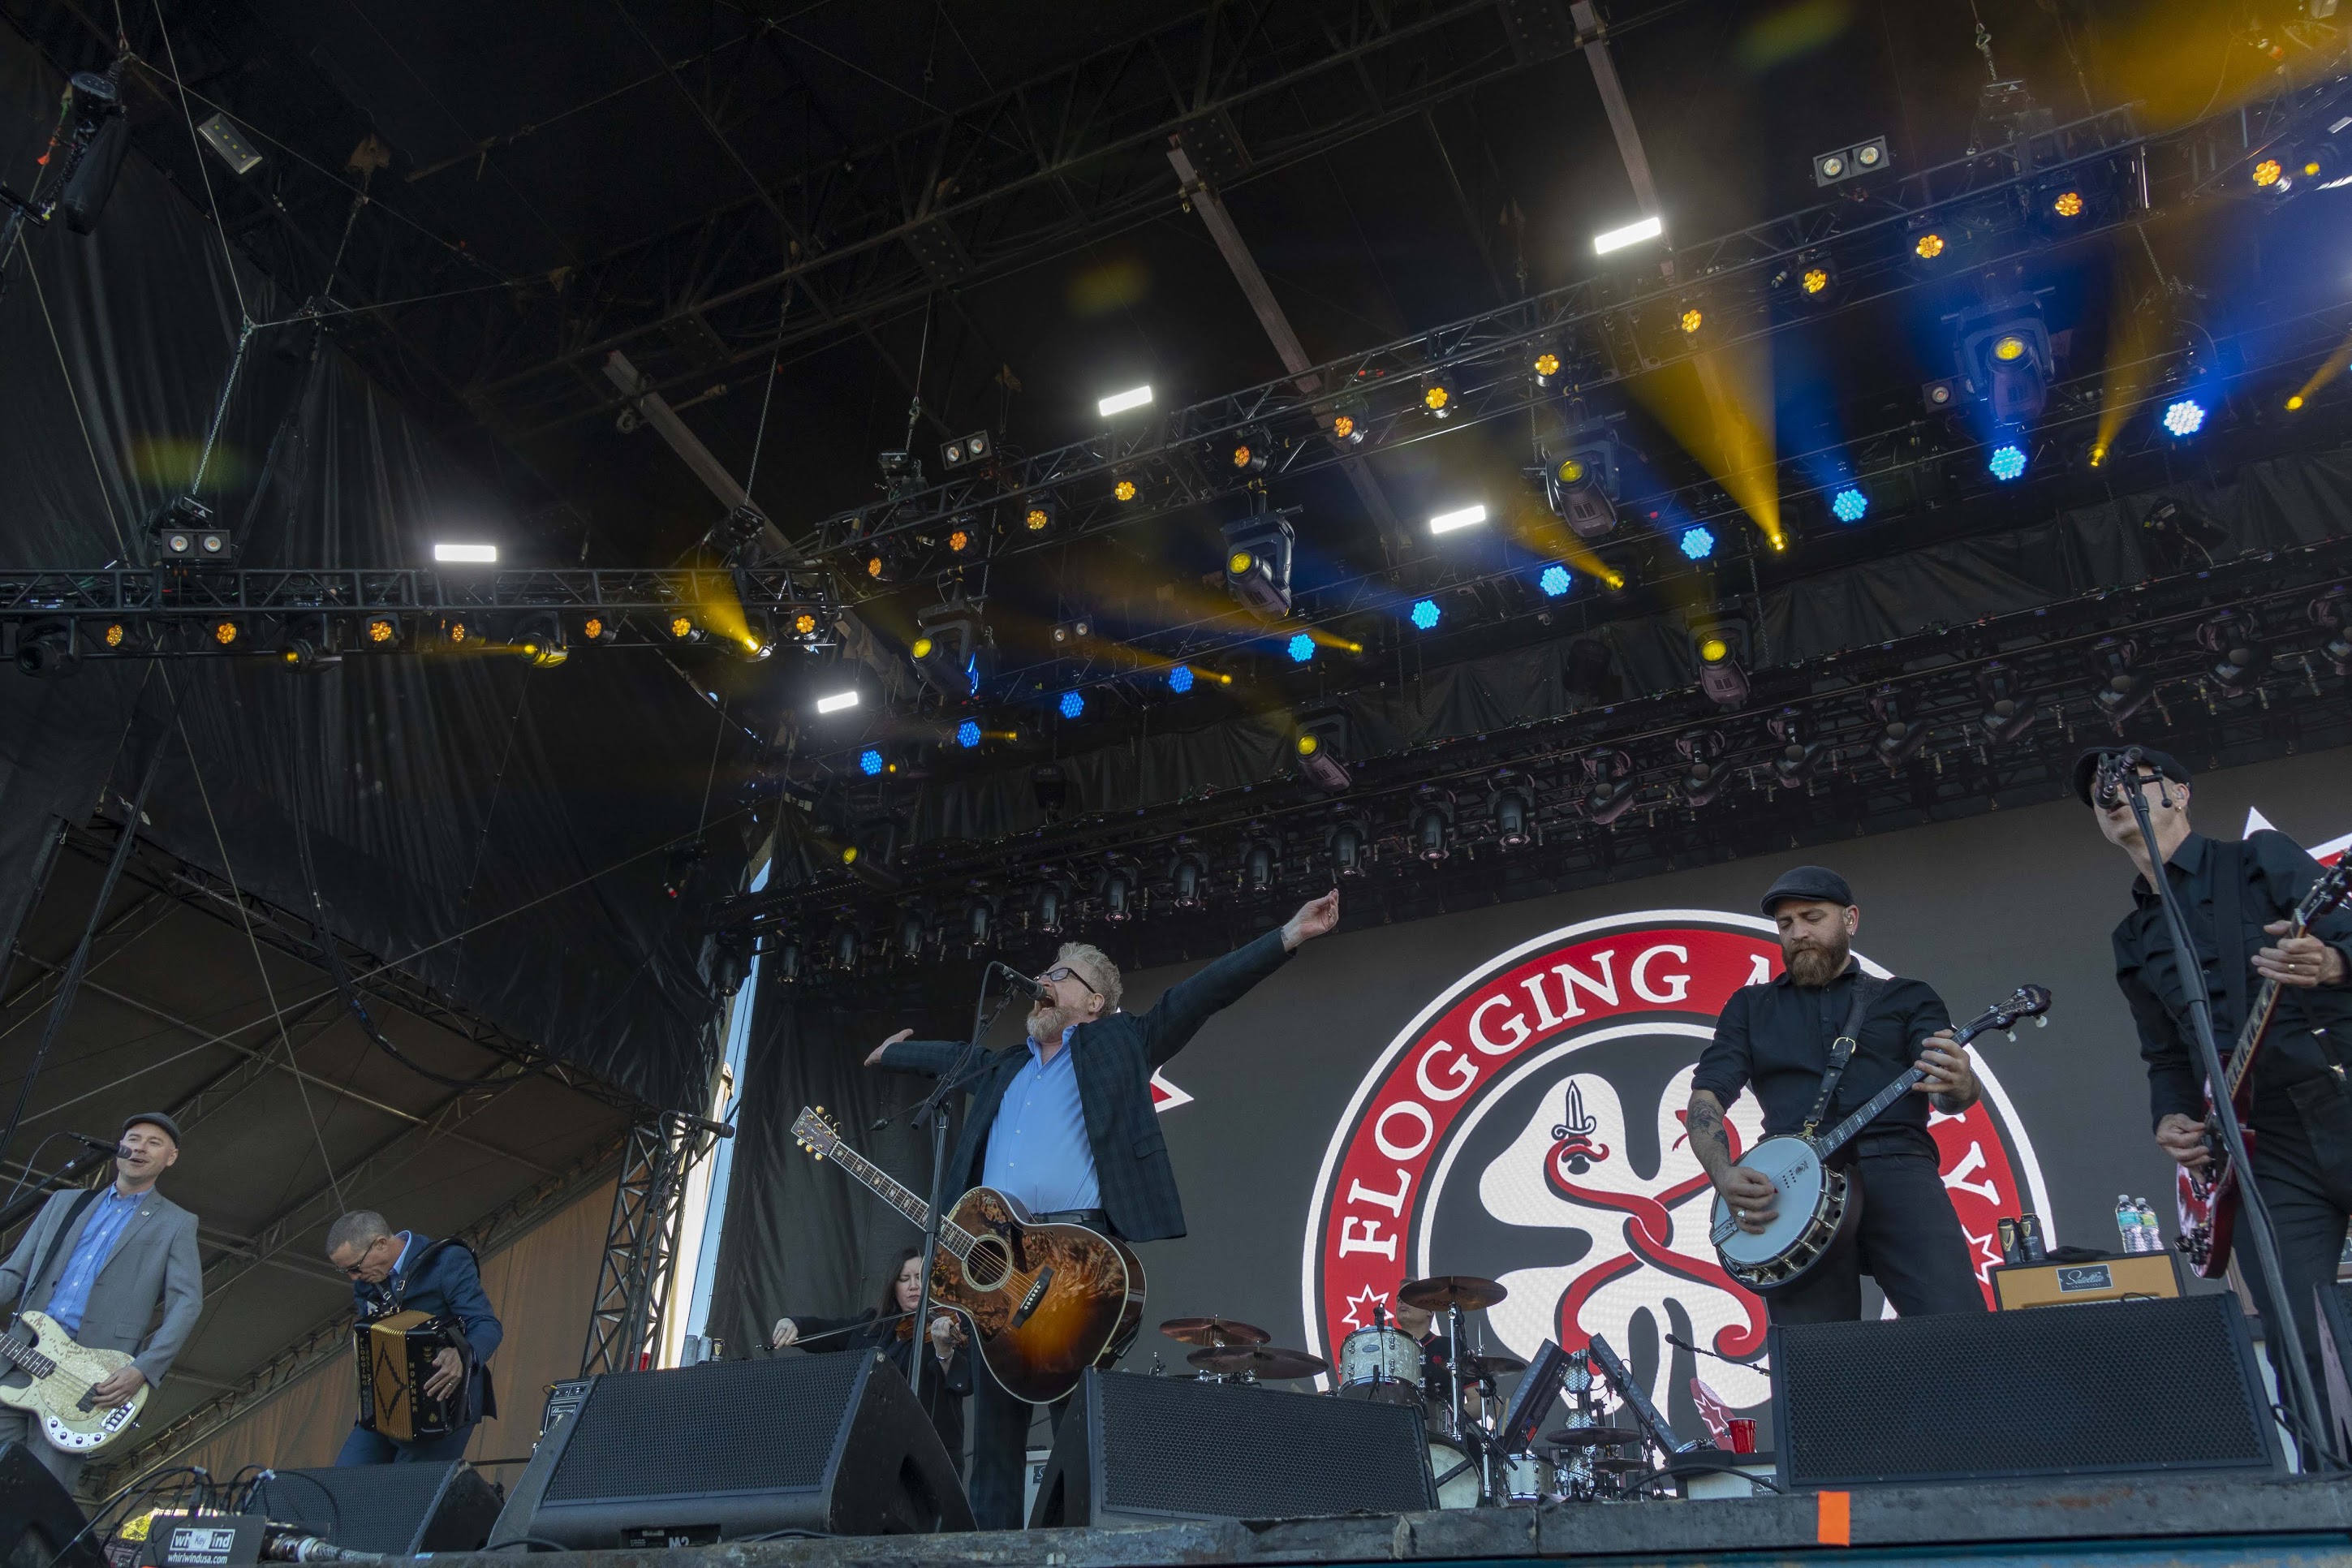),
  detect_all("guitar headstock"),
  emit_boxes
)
[1962,984,2052,1043]
[2299,861,2351,928]
[792,1106,842,1162]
